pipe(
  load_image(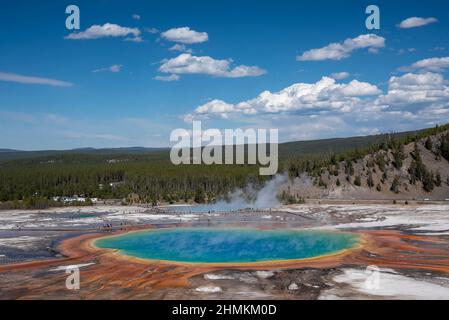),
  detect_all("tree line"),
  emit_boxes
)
[0,124,448,209]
